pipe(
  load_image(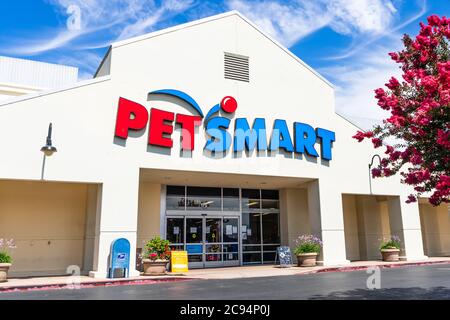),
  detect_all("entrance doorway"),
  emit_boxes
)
[166,215,240,268]
[164,185,281,268]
